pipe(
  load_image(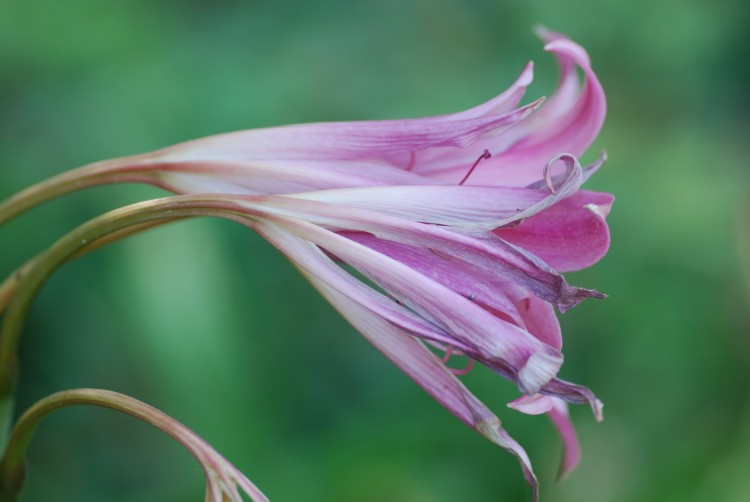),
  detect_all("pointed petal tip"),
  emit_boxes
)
[529,95,546,112]
[542,37,593,68]
[593,399,605,422]
[547,402,581,482]
[584,202,611,220]
[476,417,539,502]
[518,61,535,85]
[558,287,607,313]
[532,24,558,43]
